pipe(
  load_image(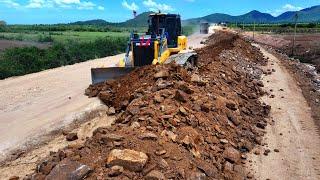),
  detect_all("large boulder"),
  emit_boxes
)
[174,90,188,103]
[154,70,169,79]
[223,147,241,163]
[145,170,166,180]
[65,133,78,141]
[106,149,148,172]
[46,159,92,180]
